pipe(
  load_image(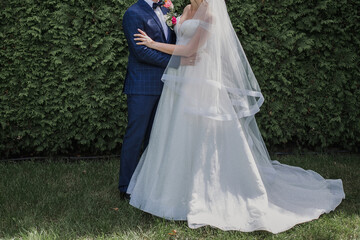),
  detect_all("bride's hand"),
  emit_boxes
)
[134,29,155,48]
